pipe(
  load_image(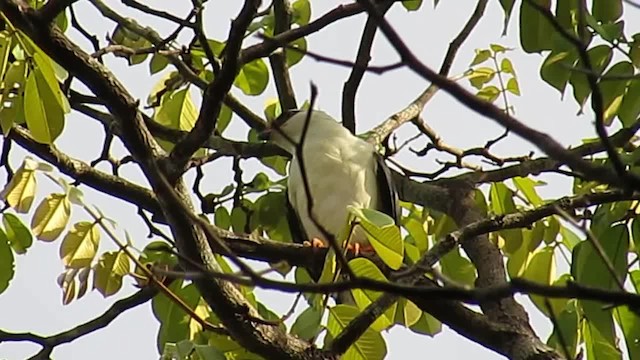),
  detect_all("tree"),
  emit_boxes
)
[1,0,639,359]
